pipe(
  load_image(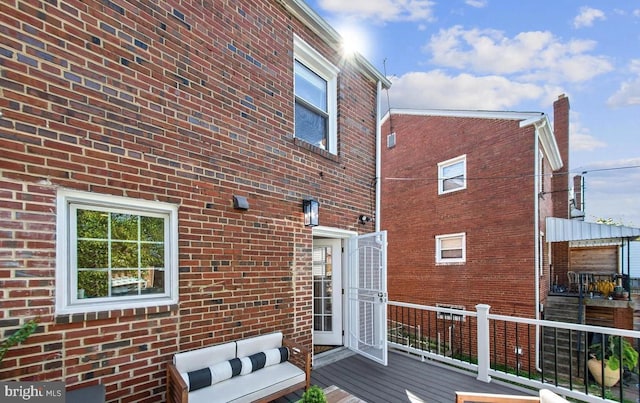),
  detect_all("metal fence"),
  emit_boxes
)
[388,301,640,402]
